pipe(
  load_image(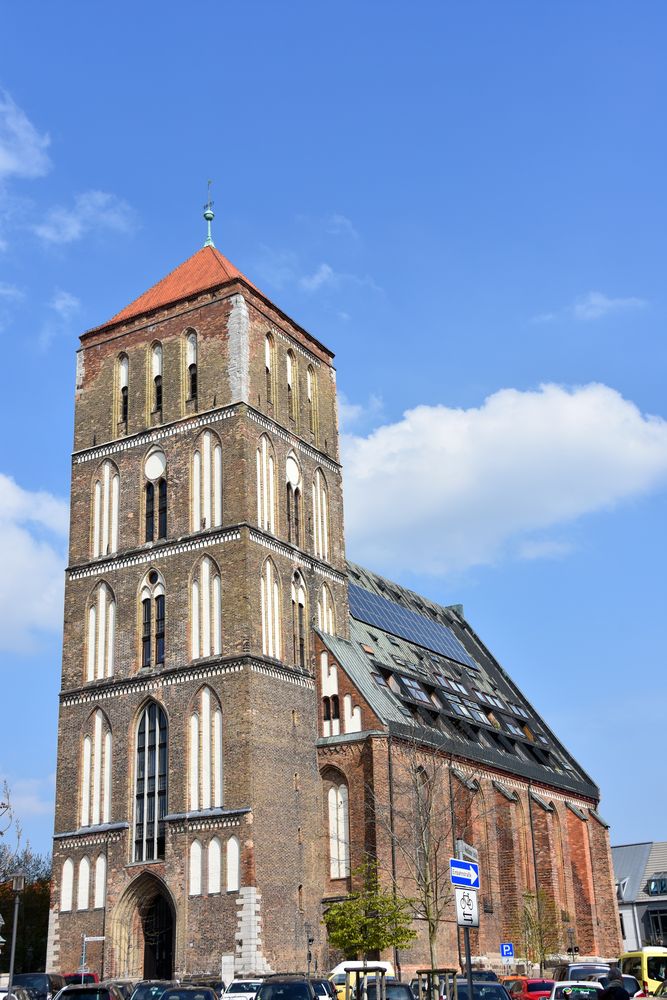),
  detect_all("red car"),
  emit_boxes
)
[506,980,555,1000]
